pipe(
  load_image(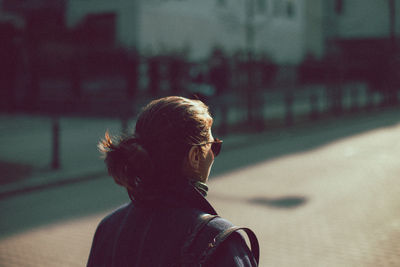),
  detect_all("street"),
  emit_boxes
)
[1,110,400,266]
